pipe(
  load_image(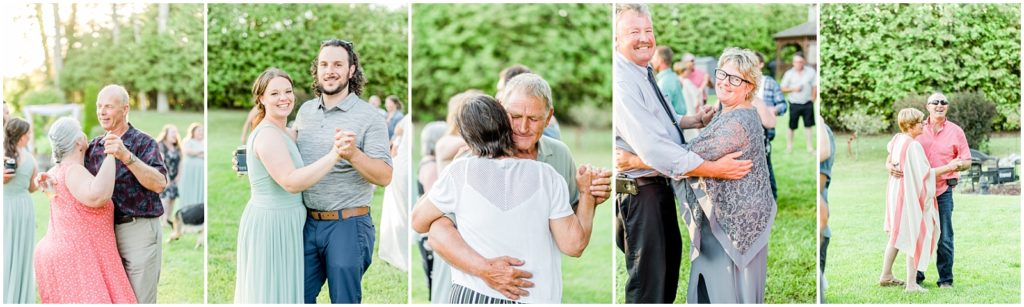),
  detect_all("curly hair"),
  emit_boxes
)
[310,39,365,97]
